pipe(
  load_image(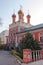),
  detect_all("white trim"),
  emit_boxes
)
[15,35,18,47]
[39,33,43,41]
[39,33,40,41]
[33,34,35,40]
